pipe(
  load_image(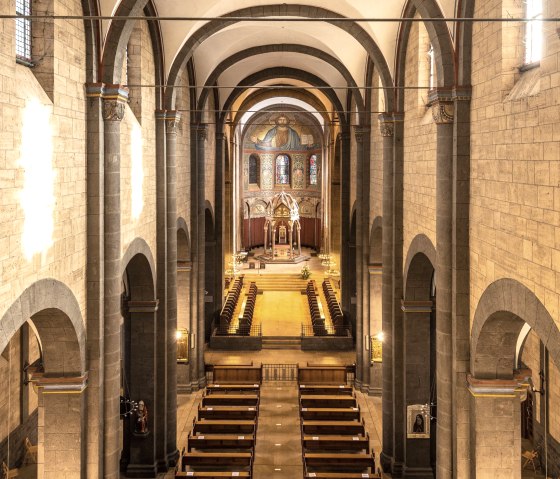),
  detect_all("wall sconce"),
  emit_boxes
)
[176,328,189,363]
[371,331,384,364]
